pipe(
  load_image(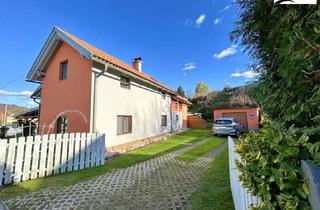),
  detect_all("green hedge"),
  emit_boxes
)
[235,122,320,209]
